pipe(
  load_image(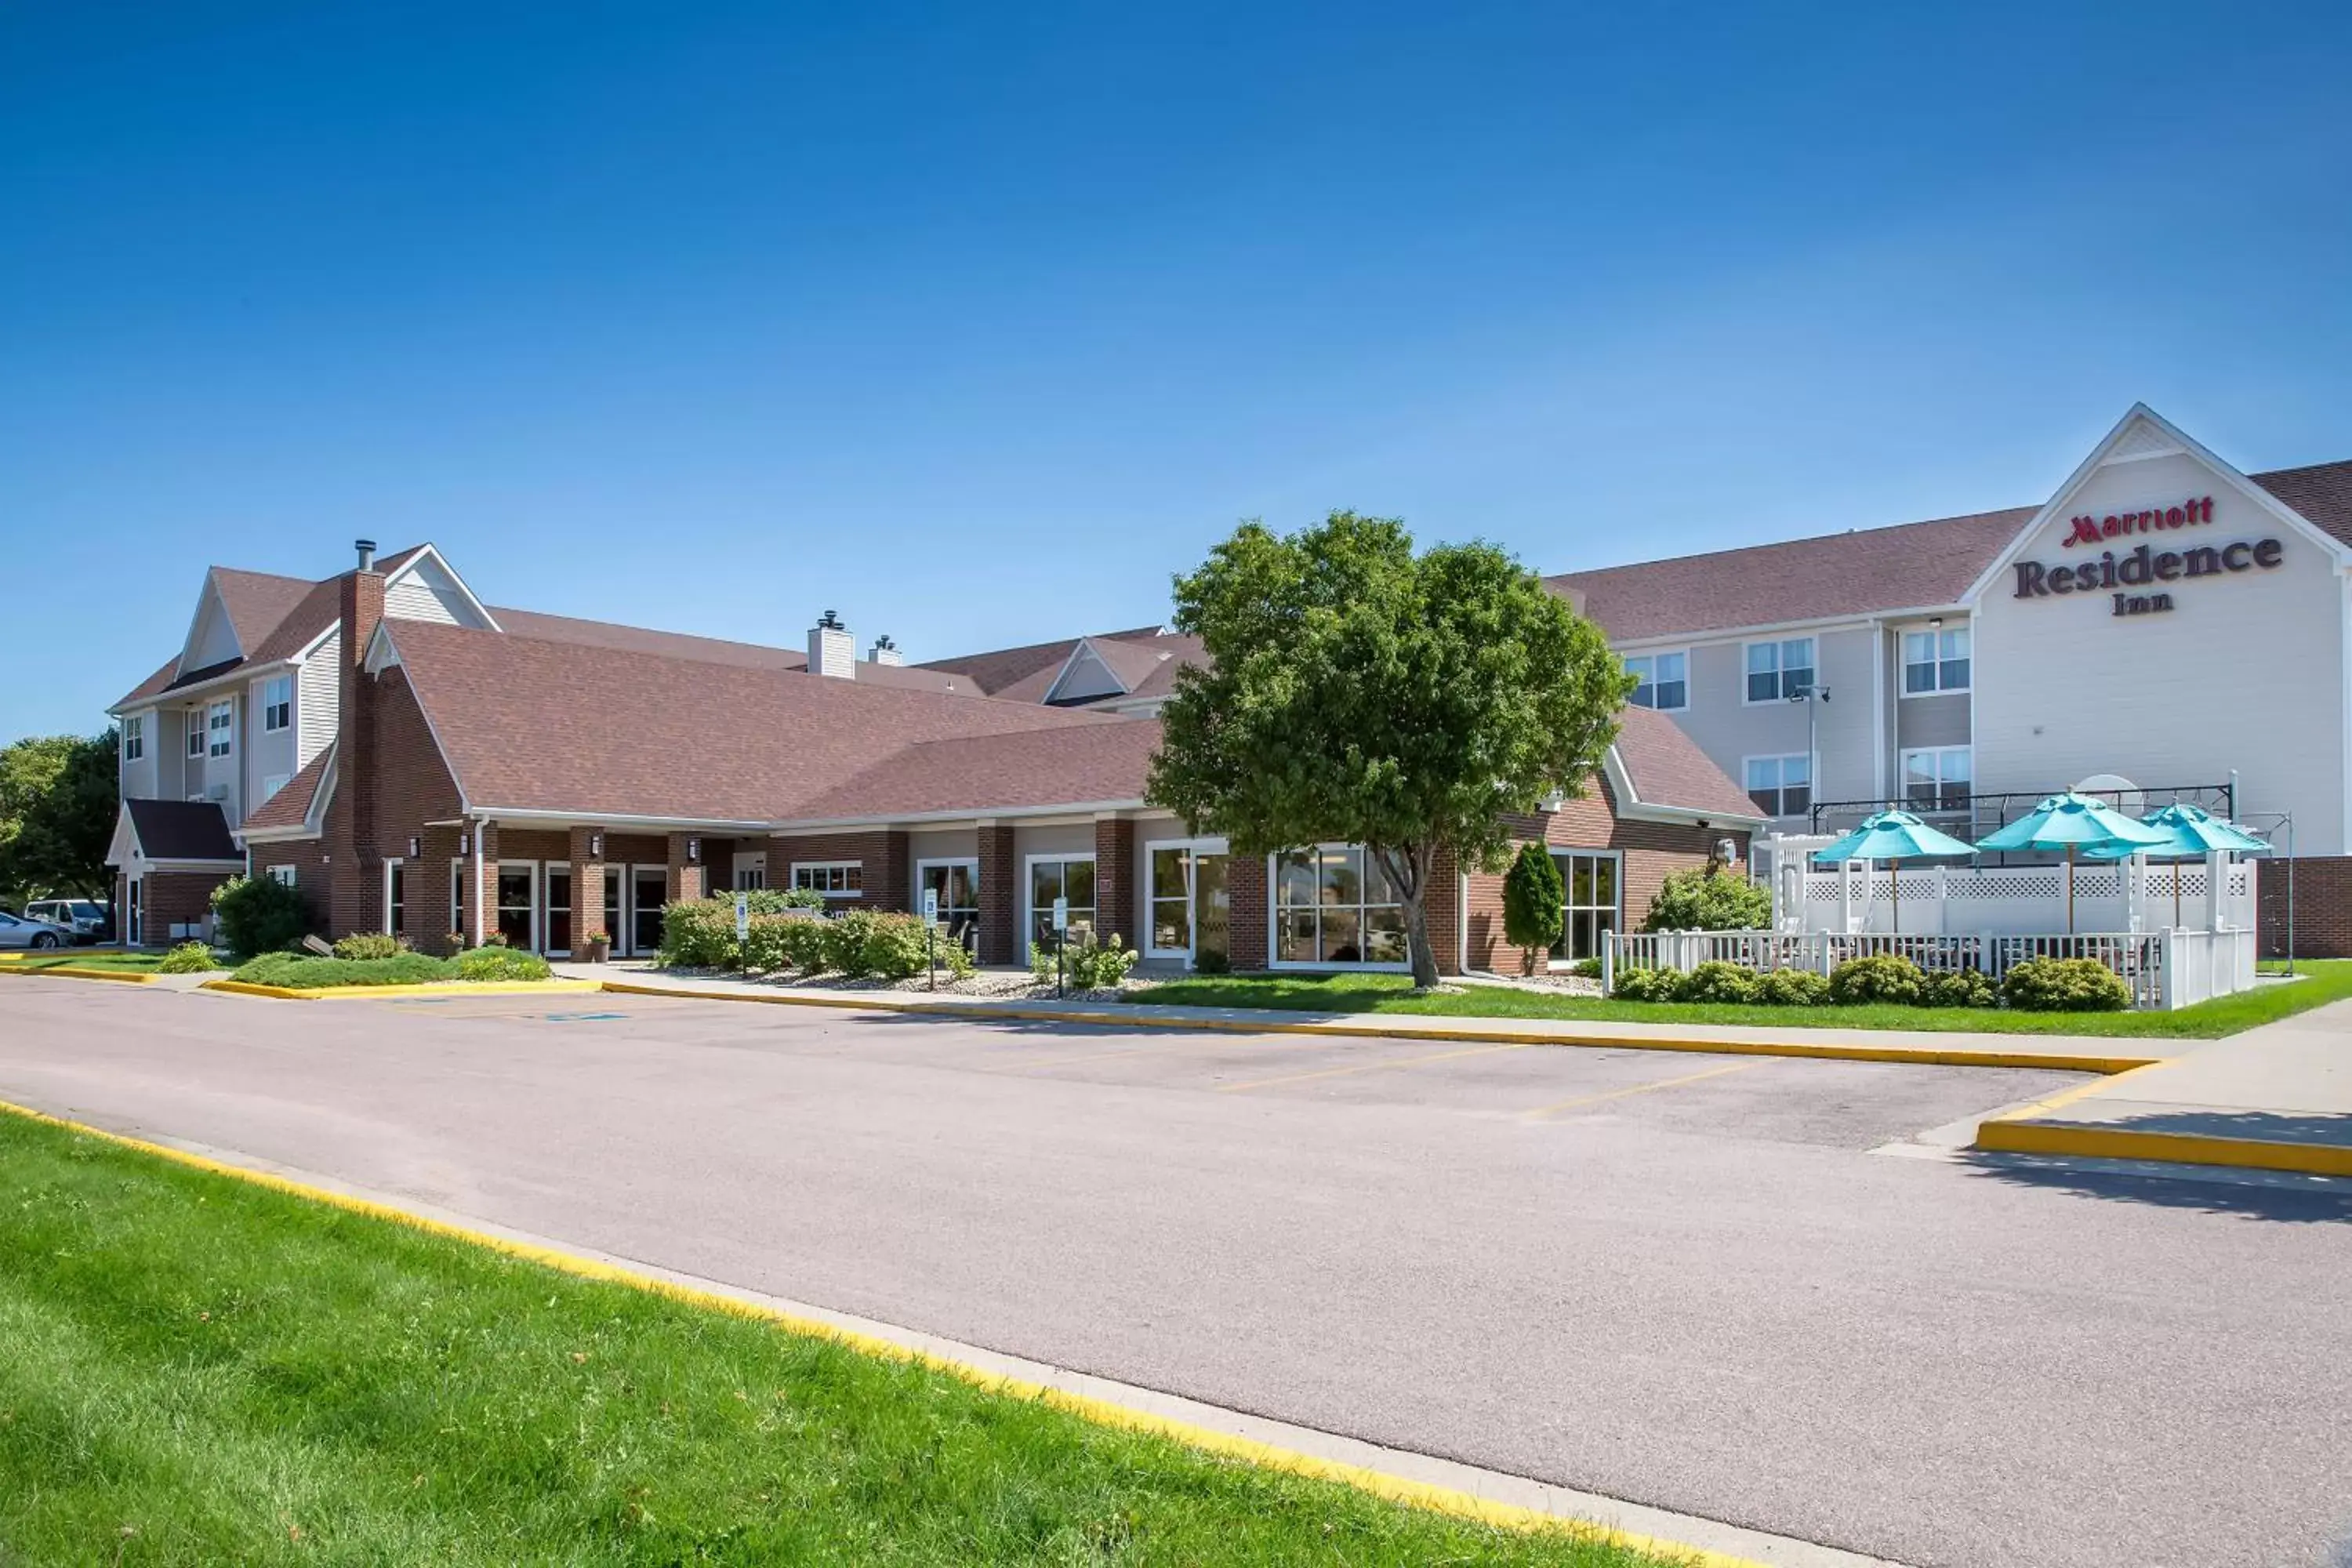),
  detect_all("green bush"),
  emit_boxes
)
[1828,953,1926,1006]
[844,909,935,981]
[1755,967,1831,1006]
[155,941,219,974]
[232,952,452,989]
[1501,842,1565,973]
[1922,968,1998,1009]
[2002,956,2131,1012]
[452,946,553,982]
[1610,965,1678,1002]
[209,875,314,960]
[332,931,408,961]
[1191,947,1232,976]
[1033,933,1139,990]
[1642,868,1771,933]
[741,913,827,974]
[657,898,744,969]
[1569,956,1603,979]
[1675,959,1760,1004]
